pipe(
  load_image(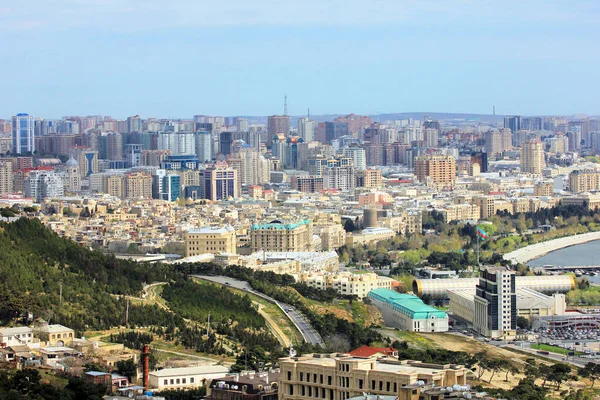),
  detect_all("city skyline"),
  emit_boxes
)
[2,0,599,117]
